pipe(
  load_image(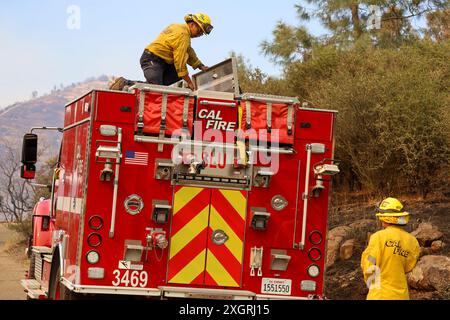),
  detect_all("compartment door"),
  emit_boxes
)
[204,189,247,288]
[168,188,247,288]
[167,187,211,285]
